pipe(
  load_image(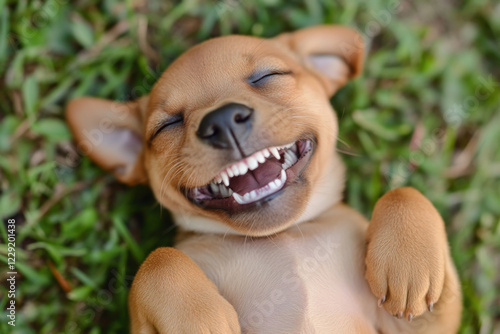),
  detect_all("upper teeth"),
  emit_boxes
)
[214,143,296,187]
[270,147,280,159]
